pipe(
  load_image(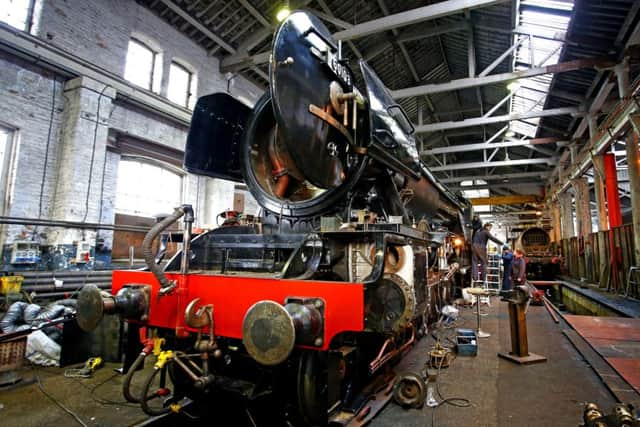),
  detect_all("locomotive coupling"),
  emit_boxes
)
[242,297,325,366]
[76,283,150,331]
